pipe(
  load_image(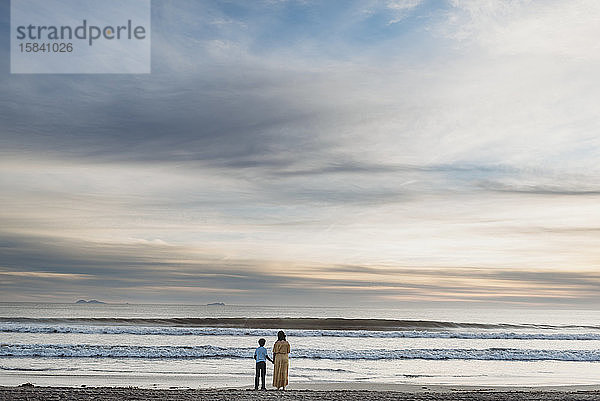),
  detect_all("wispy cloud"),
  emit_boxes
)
[2,230,599,305]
